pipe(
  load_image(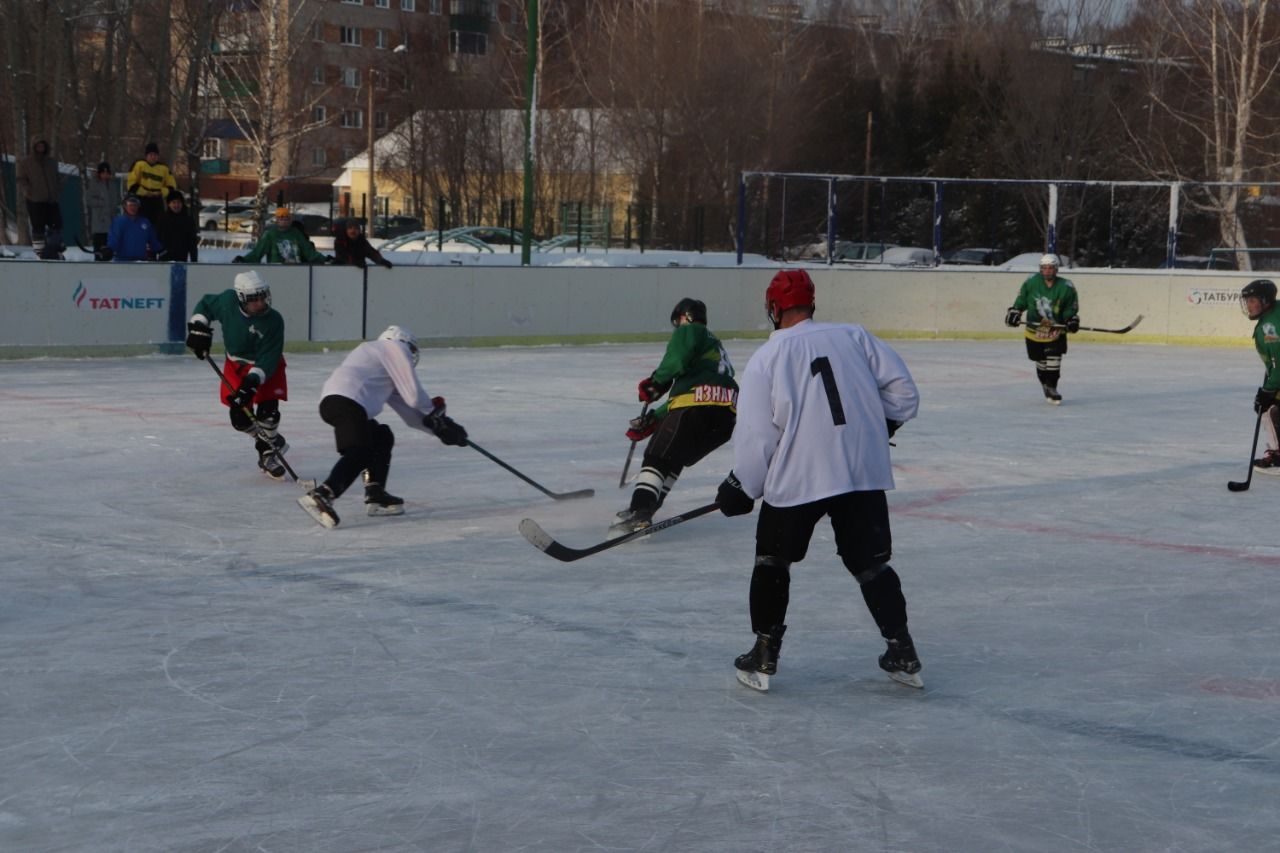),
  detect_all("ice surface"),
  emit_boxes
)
[2,339,1278,852]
